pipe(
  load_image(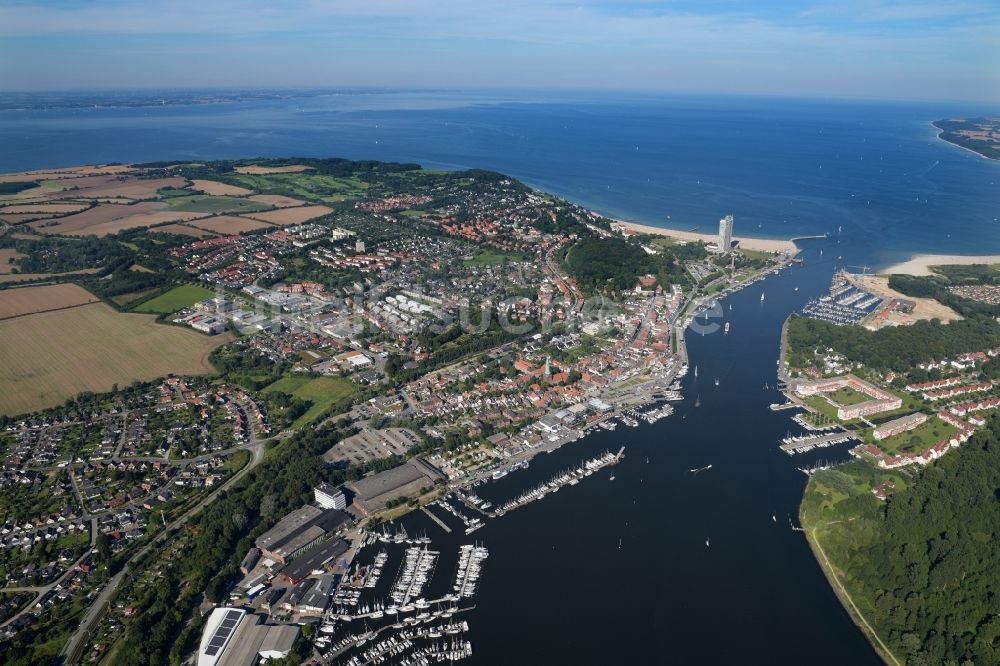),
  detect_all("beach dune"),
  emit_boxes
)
[615,221,799,255]
[882,254,1000,276]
